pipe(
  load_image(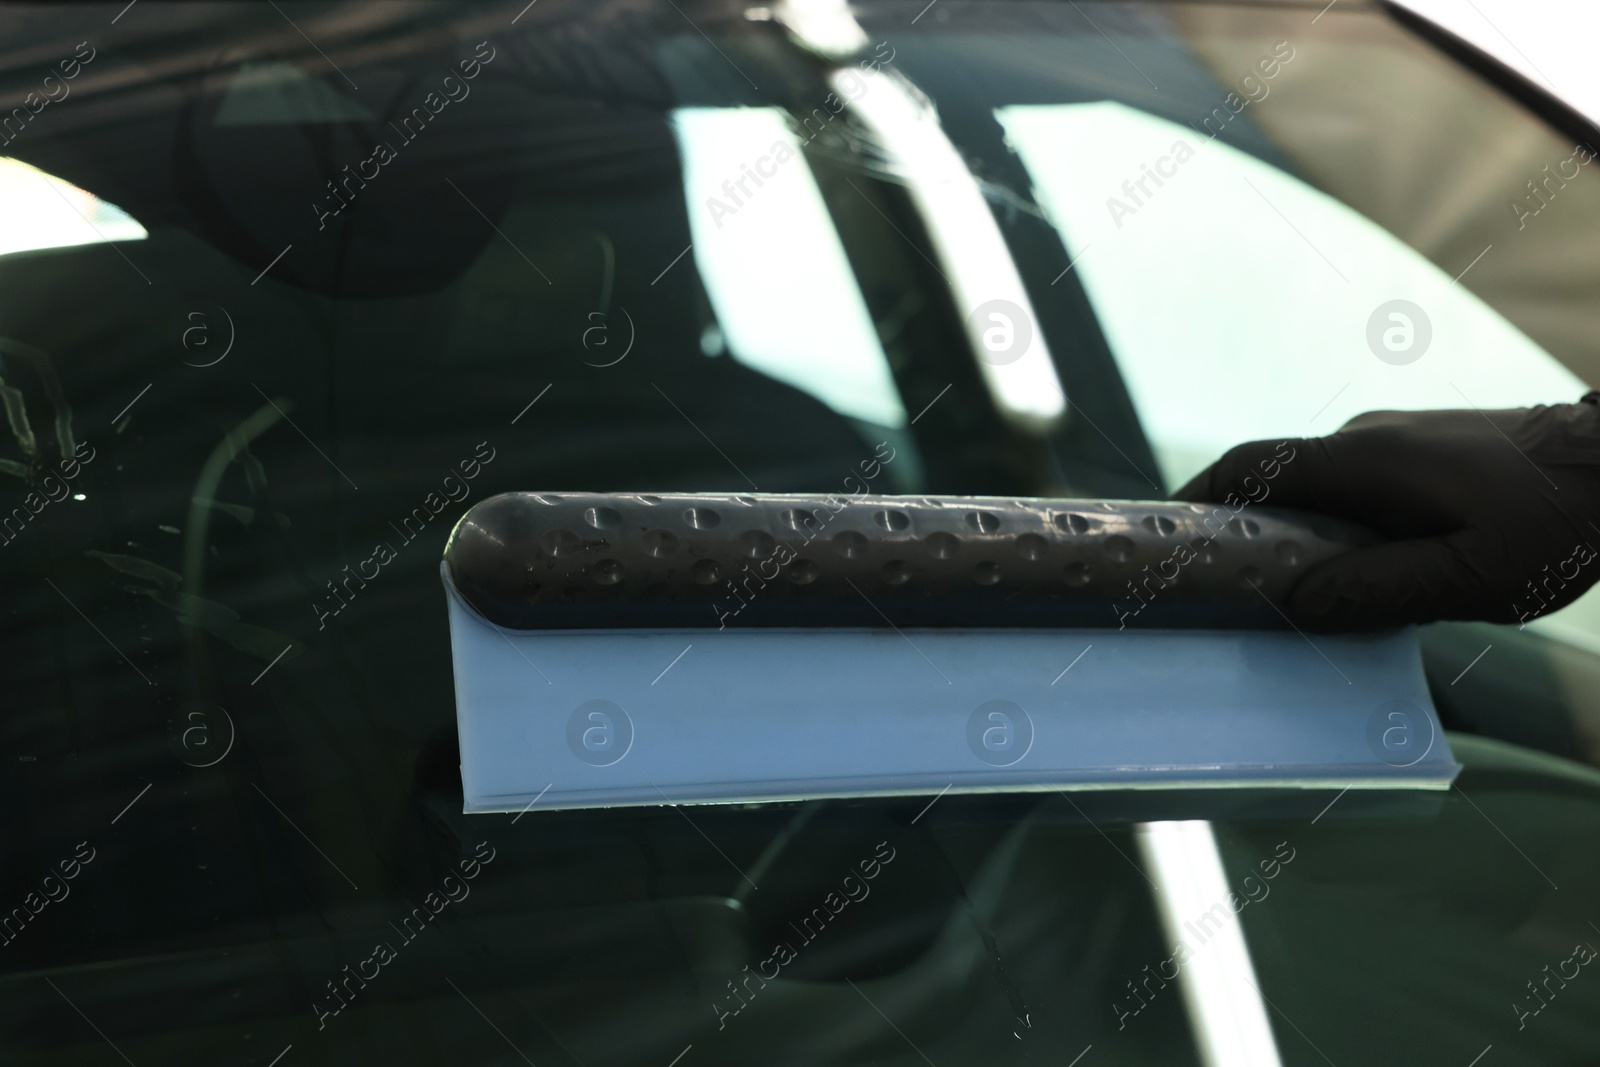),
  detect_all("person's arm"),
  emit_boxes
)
[1174,395,1600,631]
